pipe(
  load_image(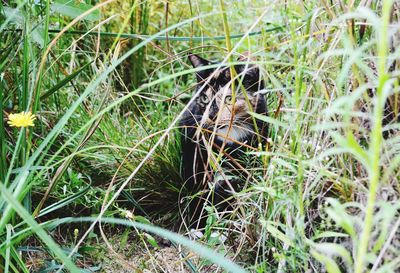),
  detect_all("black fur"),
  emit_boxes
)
[180,53,268,226]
